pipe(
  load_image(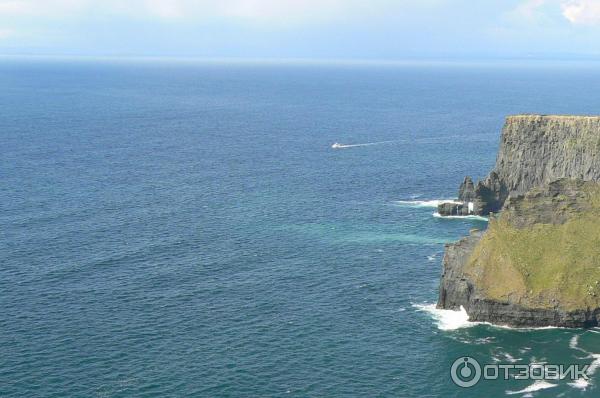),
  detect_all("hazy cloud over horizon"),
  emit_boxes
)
[1,0,600,59]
